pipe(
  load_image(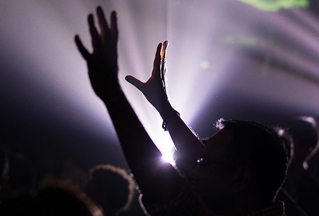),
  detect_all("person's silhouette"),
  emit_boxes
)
[75,6,288,215]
